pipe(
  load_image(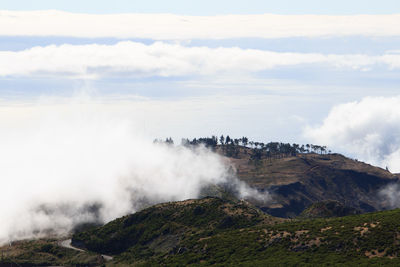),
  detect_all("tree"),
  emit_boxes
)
[165,137,174,145]
[219,135,225,145]
[225,135,231,145]
[181,138,190,146]
[241,137,248,147]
